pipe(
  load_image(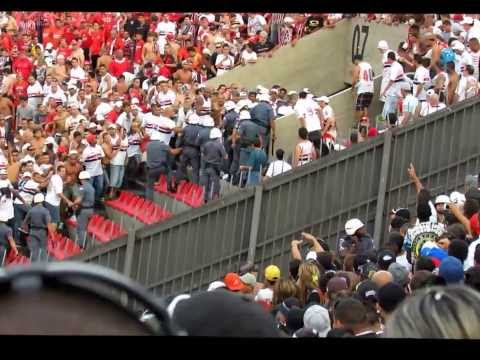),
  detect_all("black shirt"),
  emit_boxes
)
[253,40,275,54]
[124,18,140,38]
